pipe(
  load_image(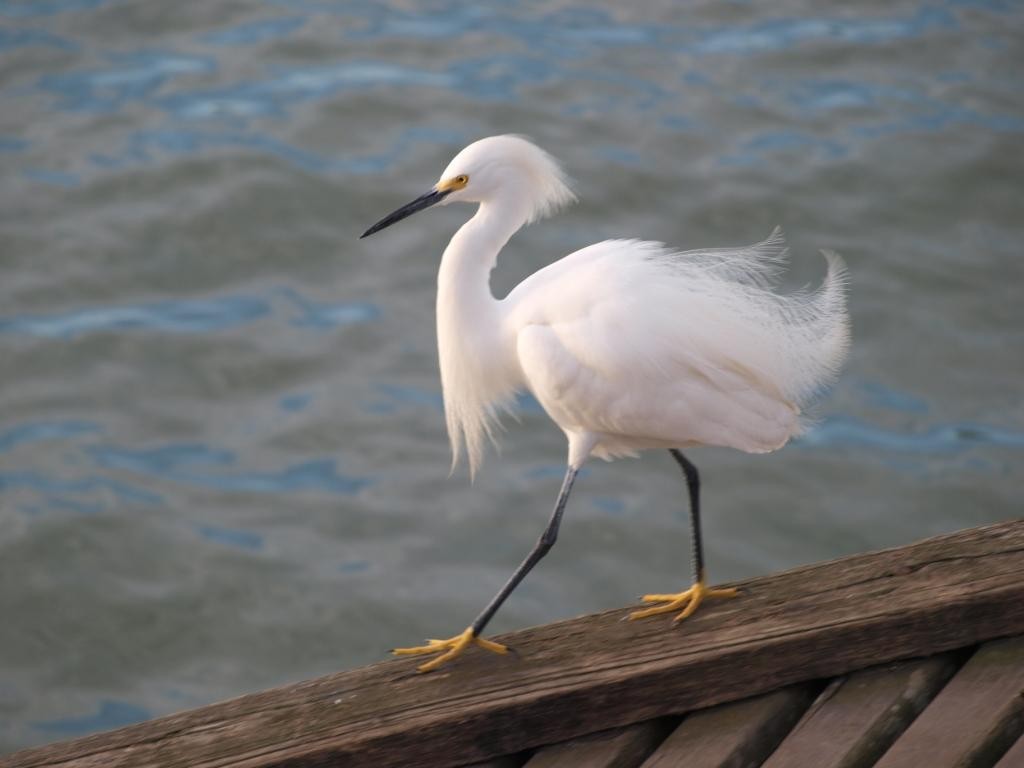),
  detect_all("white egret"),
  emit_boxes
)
[361,135,849,672]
